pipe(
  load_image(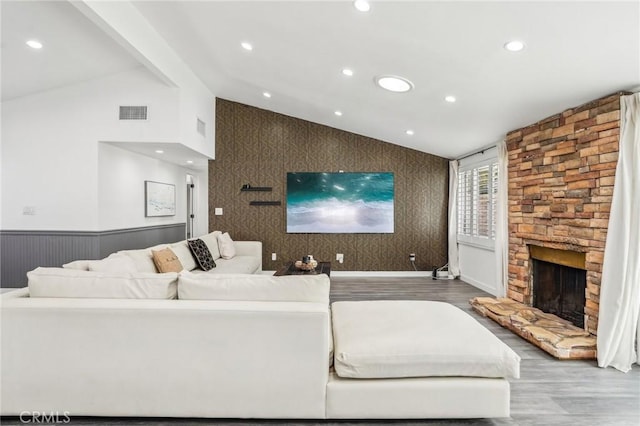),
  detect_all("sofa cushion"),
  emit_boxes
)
[217,232,236,259]
[331,300,520,380]
[198,256,260,274]
[199,231,222,260]
[27,267,178,299]
[178,272,330,303]
[187,239,216,271]
[88,254,138,273]
[152,248,184,273]
[170,241,197,271]
[62,259,97,271]
[117,248,160,273]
